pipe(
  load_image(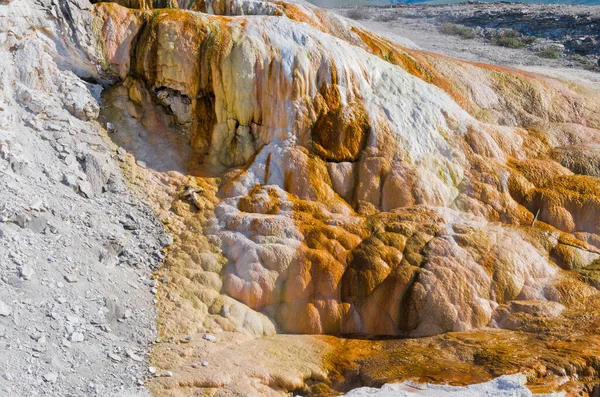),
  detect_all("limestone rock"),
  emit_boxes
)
[62,80,100,121]
[0,300,12,317]
[83,154,109,195]
[93,0,600,339]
